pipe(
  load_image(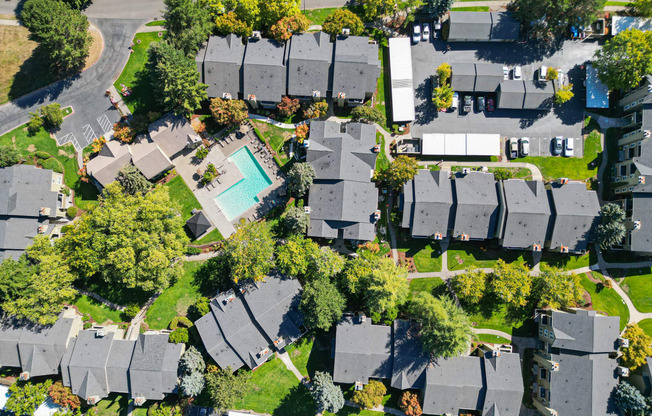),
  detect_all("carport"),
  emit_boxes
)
[421,133,500,156]
[451,63,476,92]
[474,63,503,92]
[497,81,526,109]
[523,80,554,110]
